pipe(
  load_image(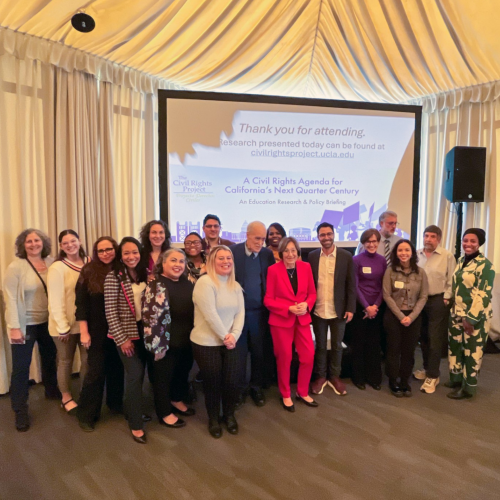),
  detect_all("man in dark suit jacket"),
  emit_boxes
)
[201,214,234,254]
[308,222,356,396]
[231,221,276,407]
